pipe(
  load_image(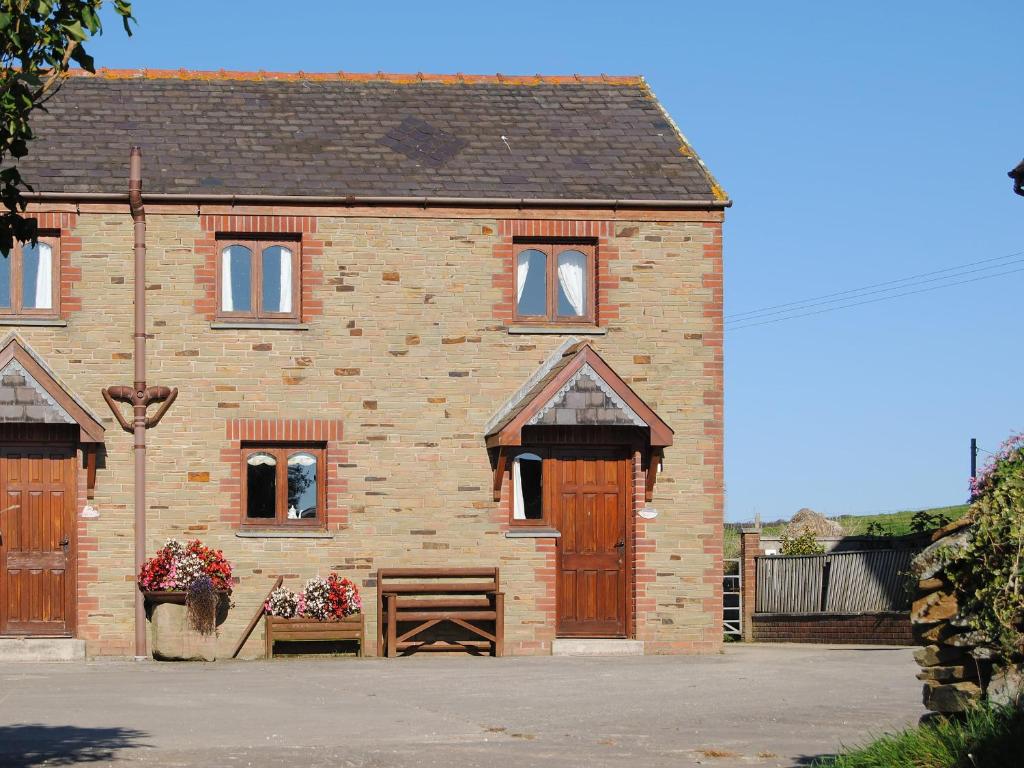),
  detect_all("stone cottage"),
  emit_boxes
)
[0,69,728,657]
